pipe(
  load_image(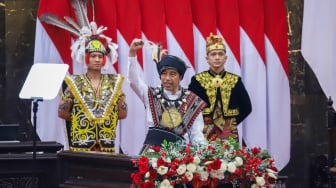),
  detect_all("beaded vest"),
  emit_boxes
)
[148,86,206,137]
